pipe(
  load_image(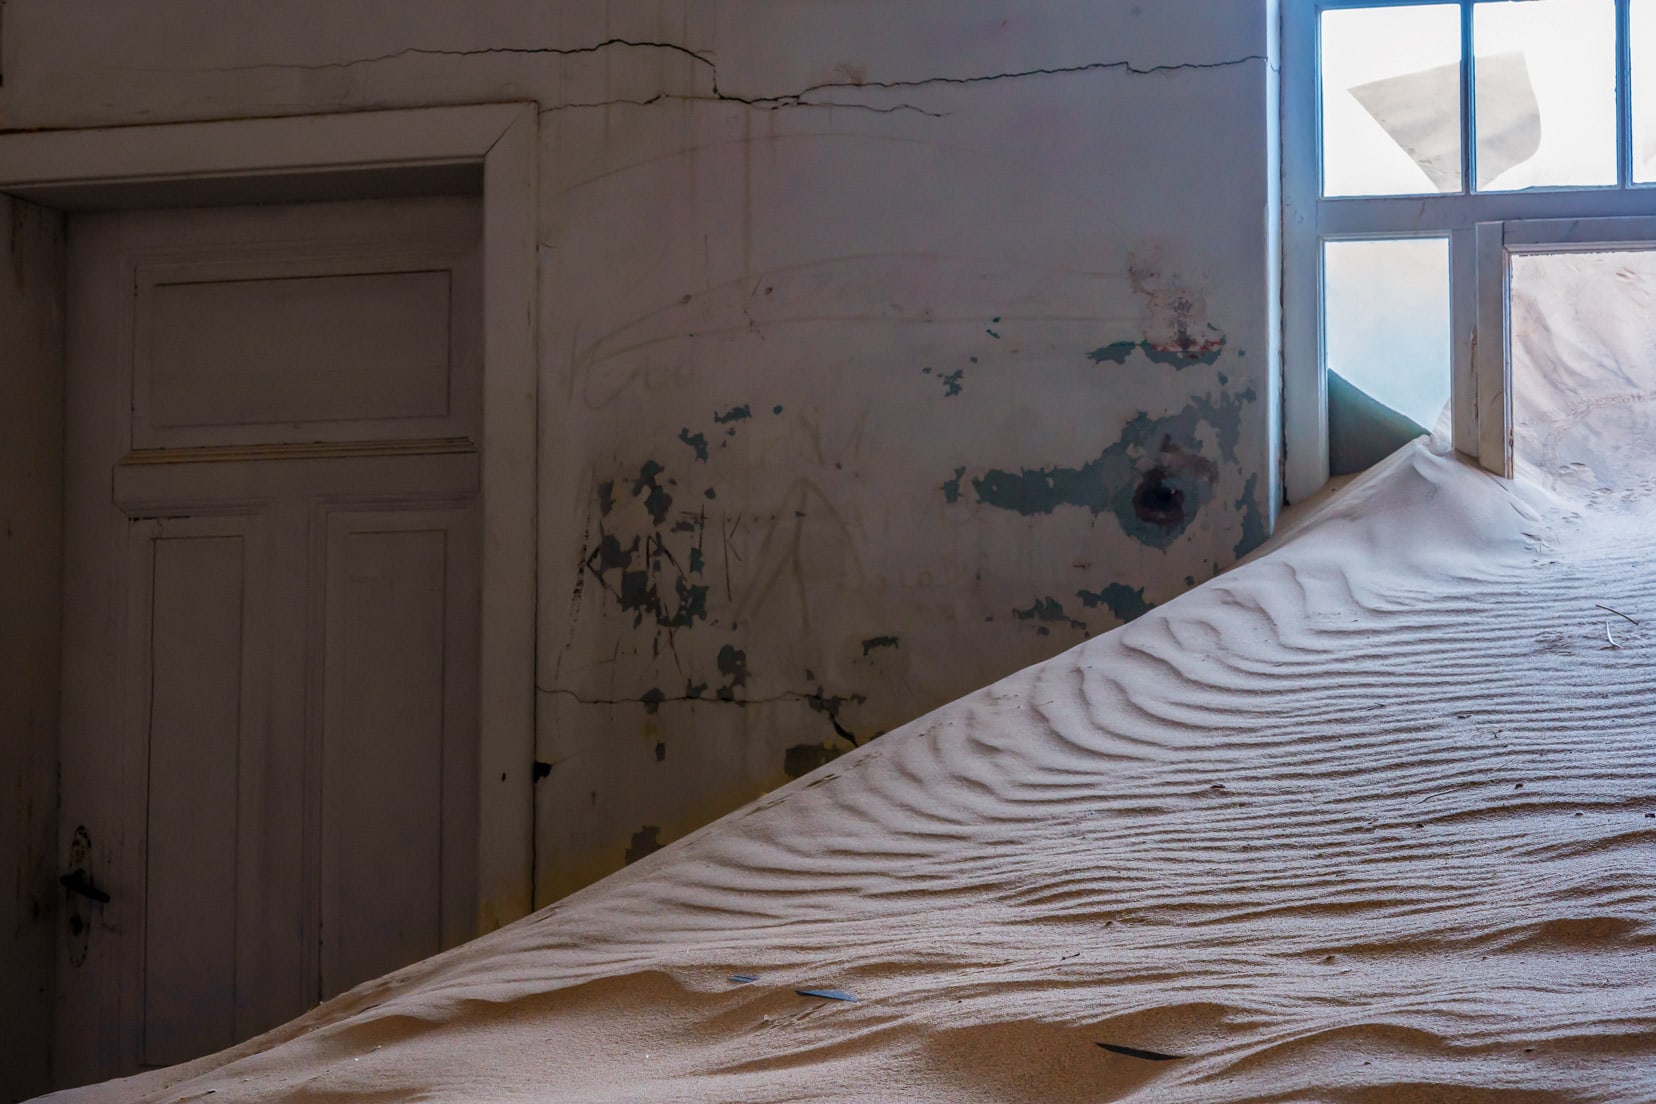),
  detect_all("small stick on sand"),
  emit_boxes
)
[1595,603,1640,625]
